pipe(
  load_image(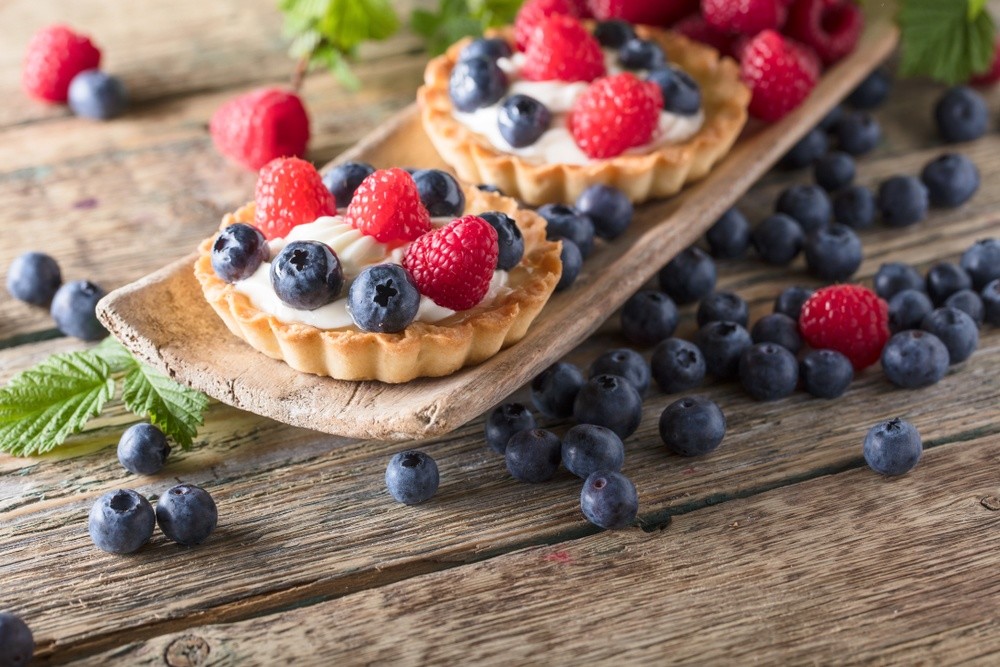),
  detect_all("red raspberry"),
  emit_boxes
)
[740,30,820,122]
[253,157,336,240]
[570,73,663,159]
[22,25,101,103]
[514,0,579,52]
[799,284,890,371]
[346,168,432,244]
[403,216,499,311]
[586,0,697,26]
[568,0,594,19]
[784,0,863,66]
[702,0,787,36]
[674,14,737,56]
[971,38,1000,86]
[521,15,606,83]
[210,88,310,171]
